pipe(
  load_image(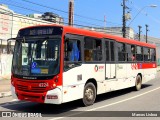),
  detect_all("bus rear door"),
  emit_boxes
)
[104,39,116,80]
